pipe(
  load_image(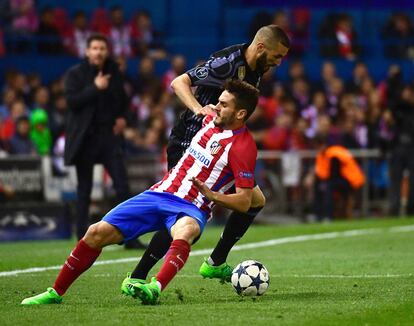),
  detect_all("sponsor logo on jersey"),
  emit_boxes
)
[238,66,246,81]
[188,146,211,167]
[195,67,209,79]
[209,141,222,155]
[239,171,253,179]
